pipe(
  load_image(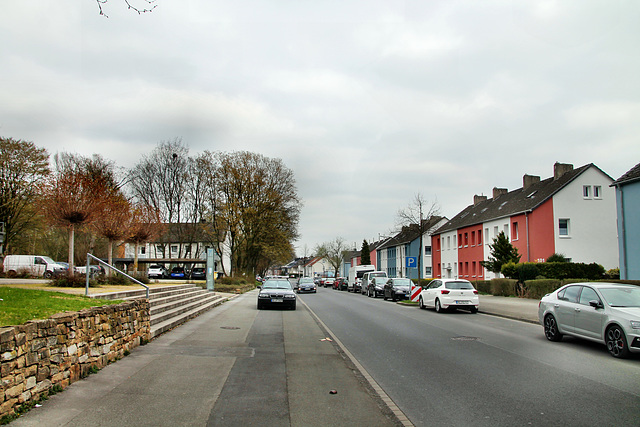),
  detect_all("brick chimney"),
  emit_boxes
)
[523,174,540,190]
[554,162,574,179]
[493,187,508,199]
[474,195,488,205]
